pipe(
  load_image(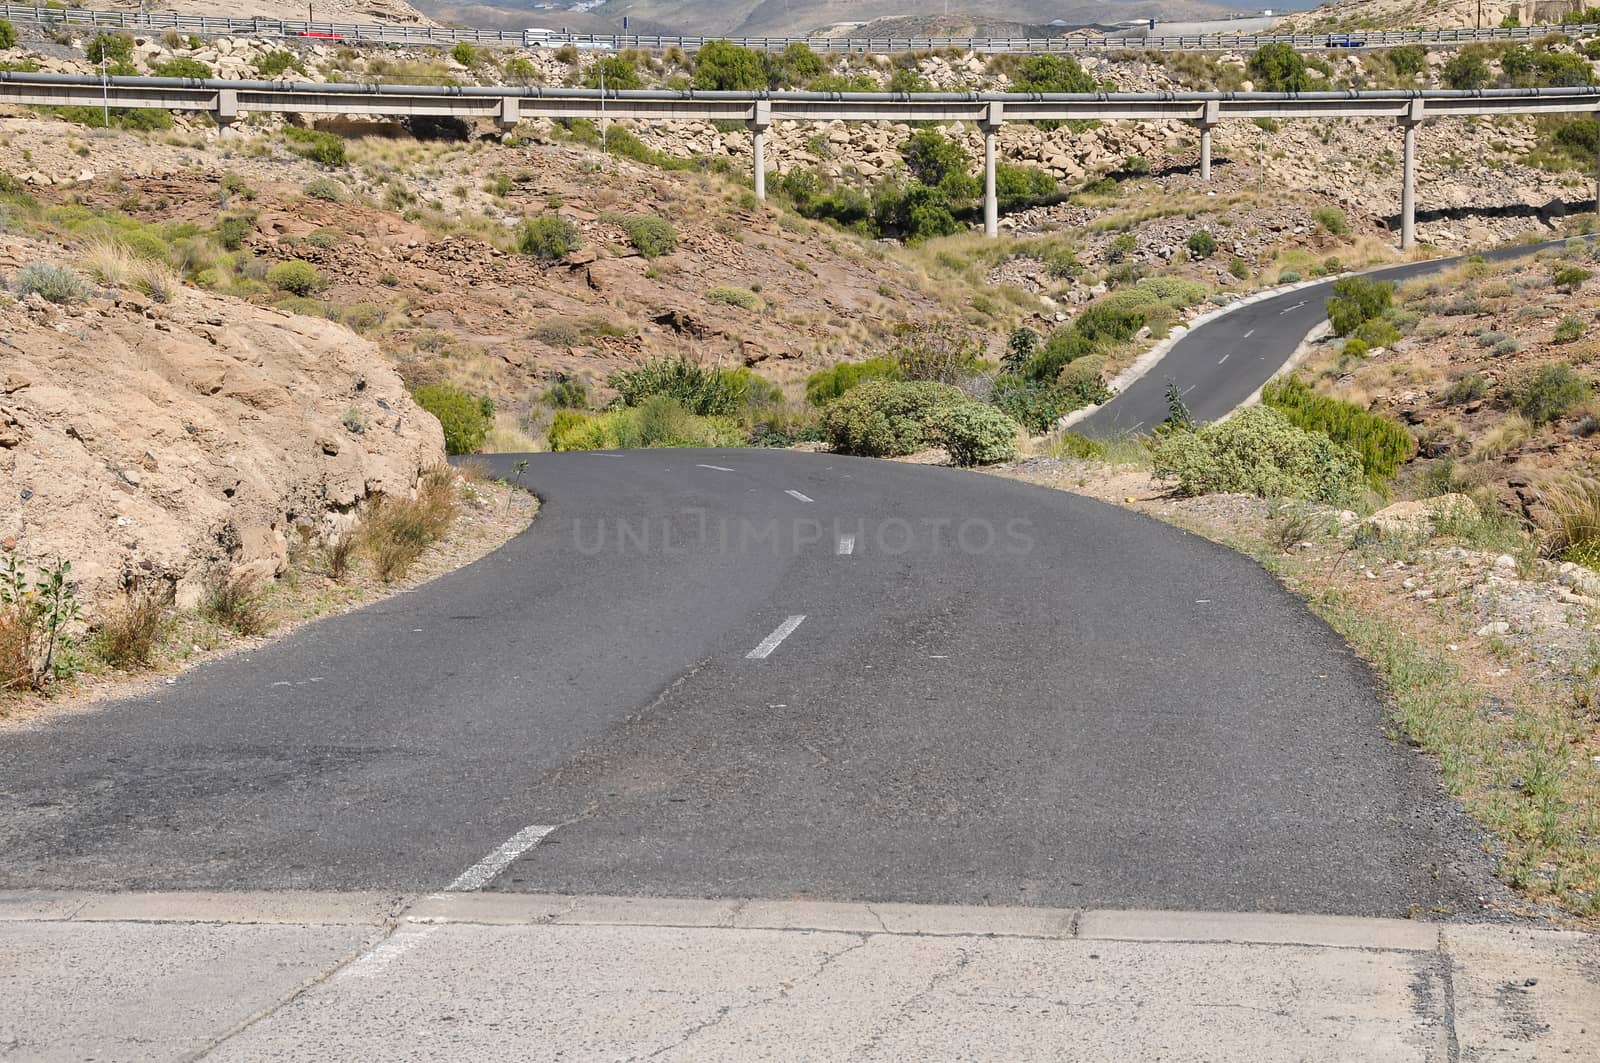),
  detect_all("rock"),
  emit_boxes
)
[1557,562,1600,597]
[1361,493,1477,538]
[1493,554,1517,570]
[1475,622,1512,638]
